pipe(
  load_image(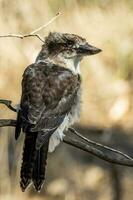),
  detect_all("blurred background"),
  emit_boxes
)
[0,0,133,199]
